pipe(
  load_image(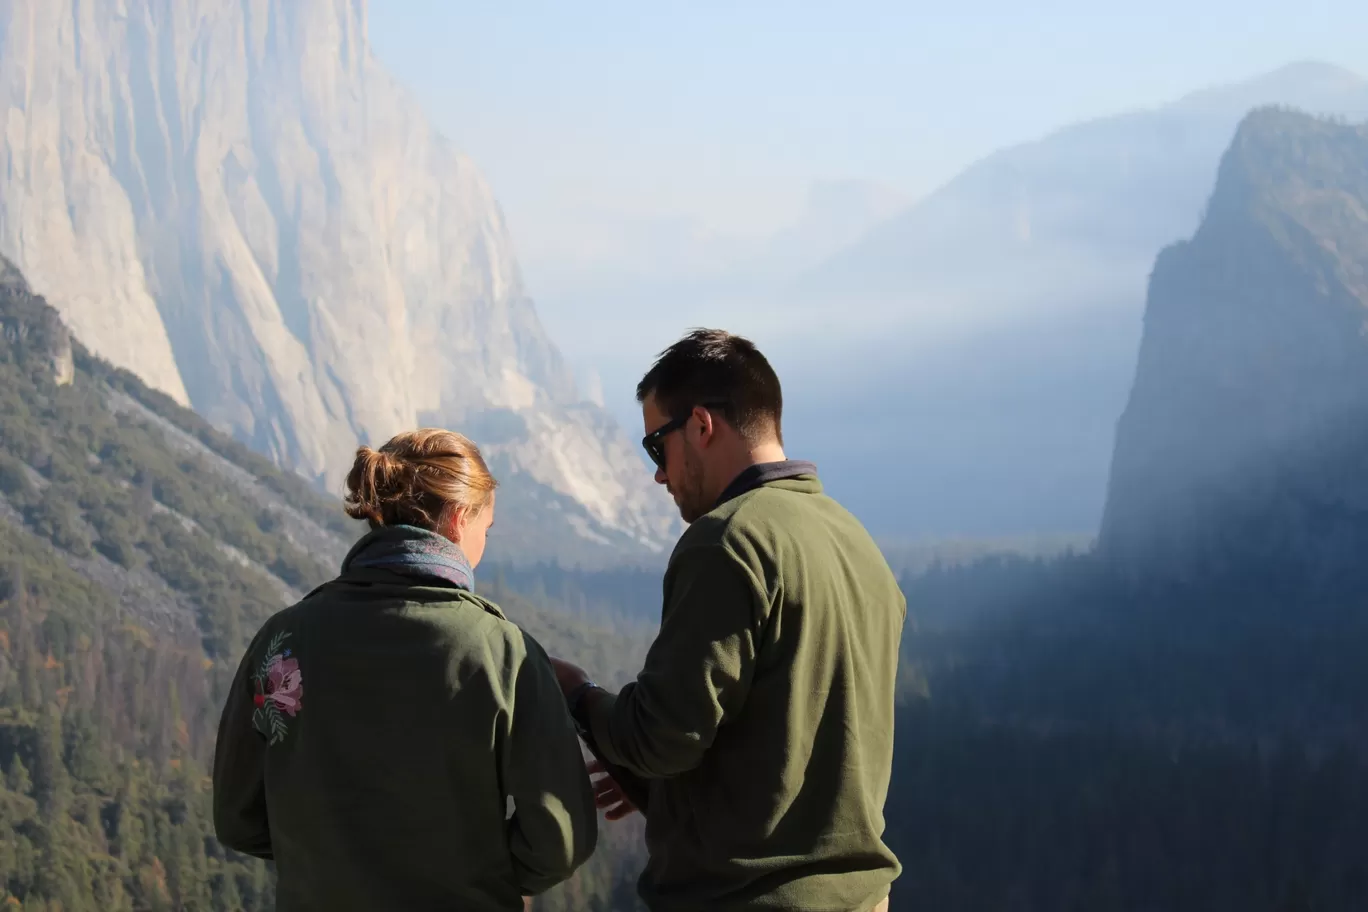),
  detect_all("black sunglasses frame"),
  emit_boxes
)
[641,401,731,470]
